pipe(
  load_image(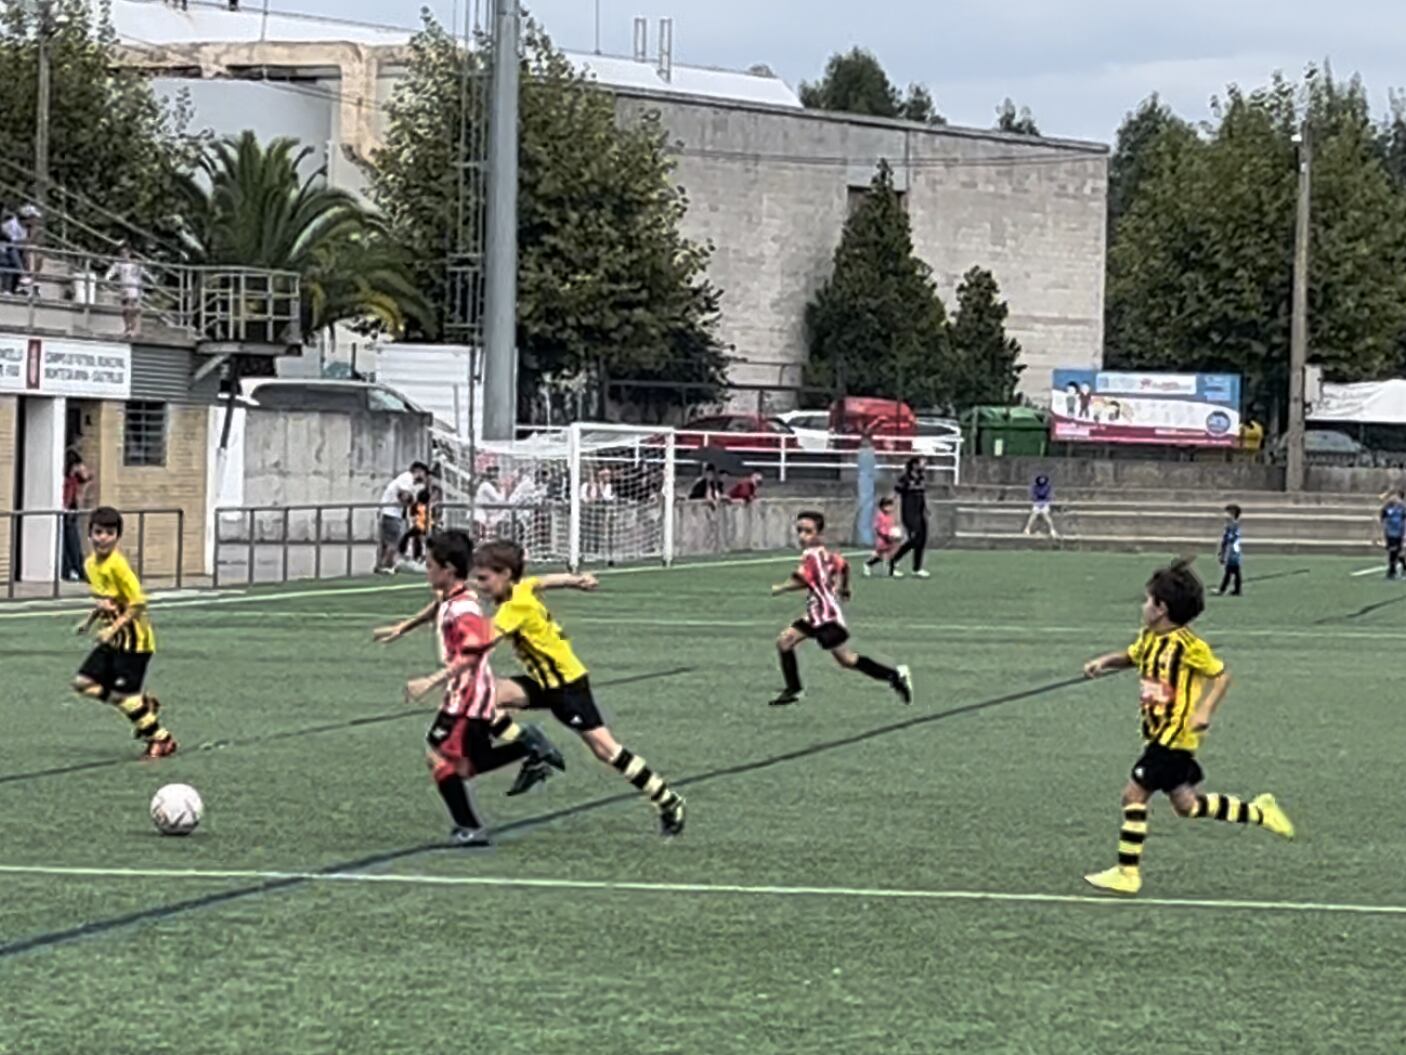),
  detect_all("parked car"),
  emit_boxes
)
[773,409,832,451]
[675,414,797,450]
[1271,429,1377,467]
[241,379,425,416]
[913,418,962,457]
